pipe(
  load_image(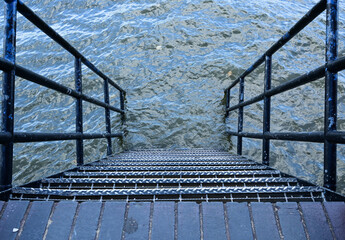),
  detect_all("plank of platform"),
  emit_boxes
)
[1,200,344,239]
